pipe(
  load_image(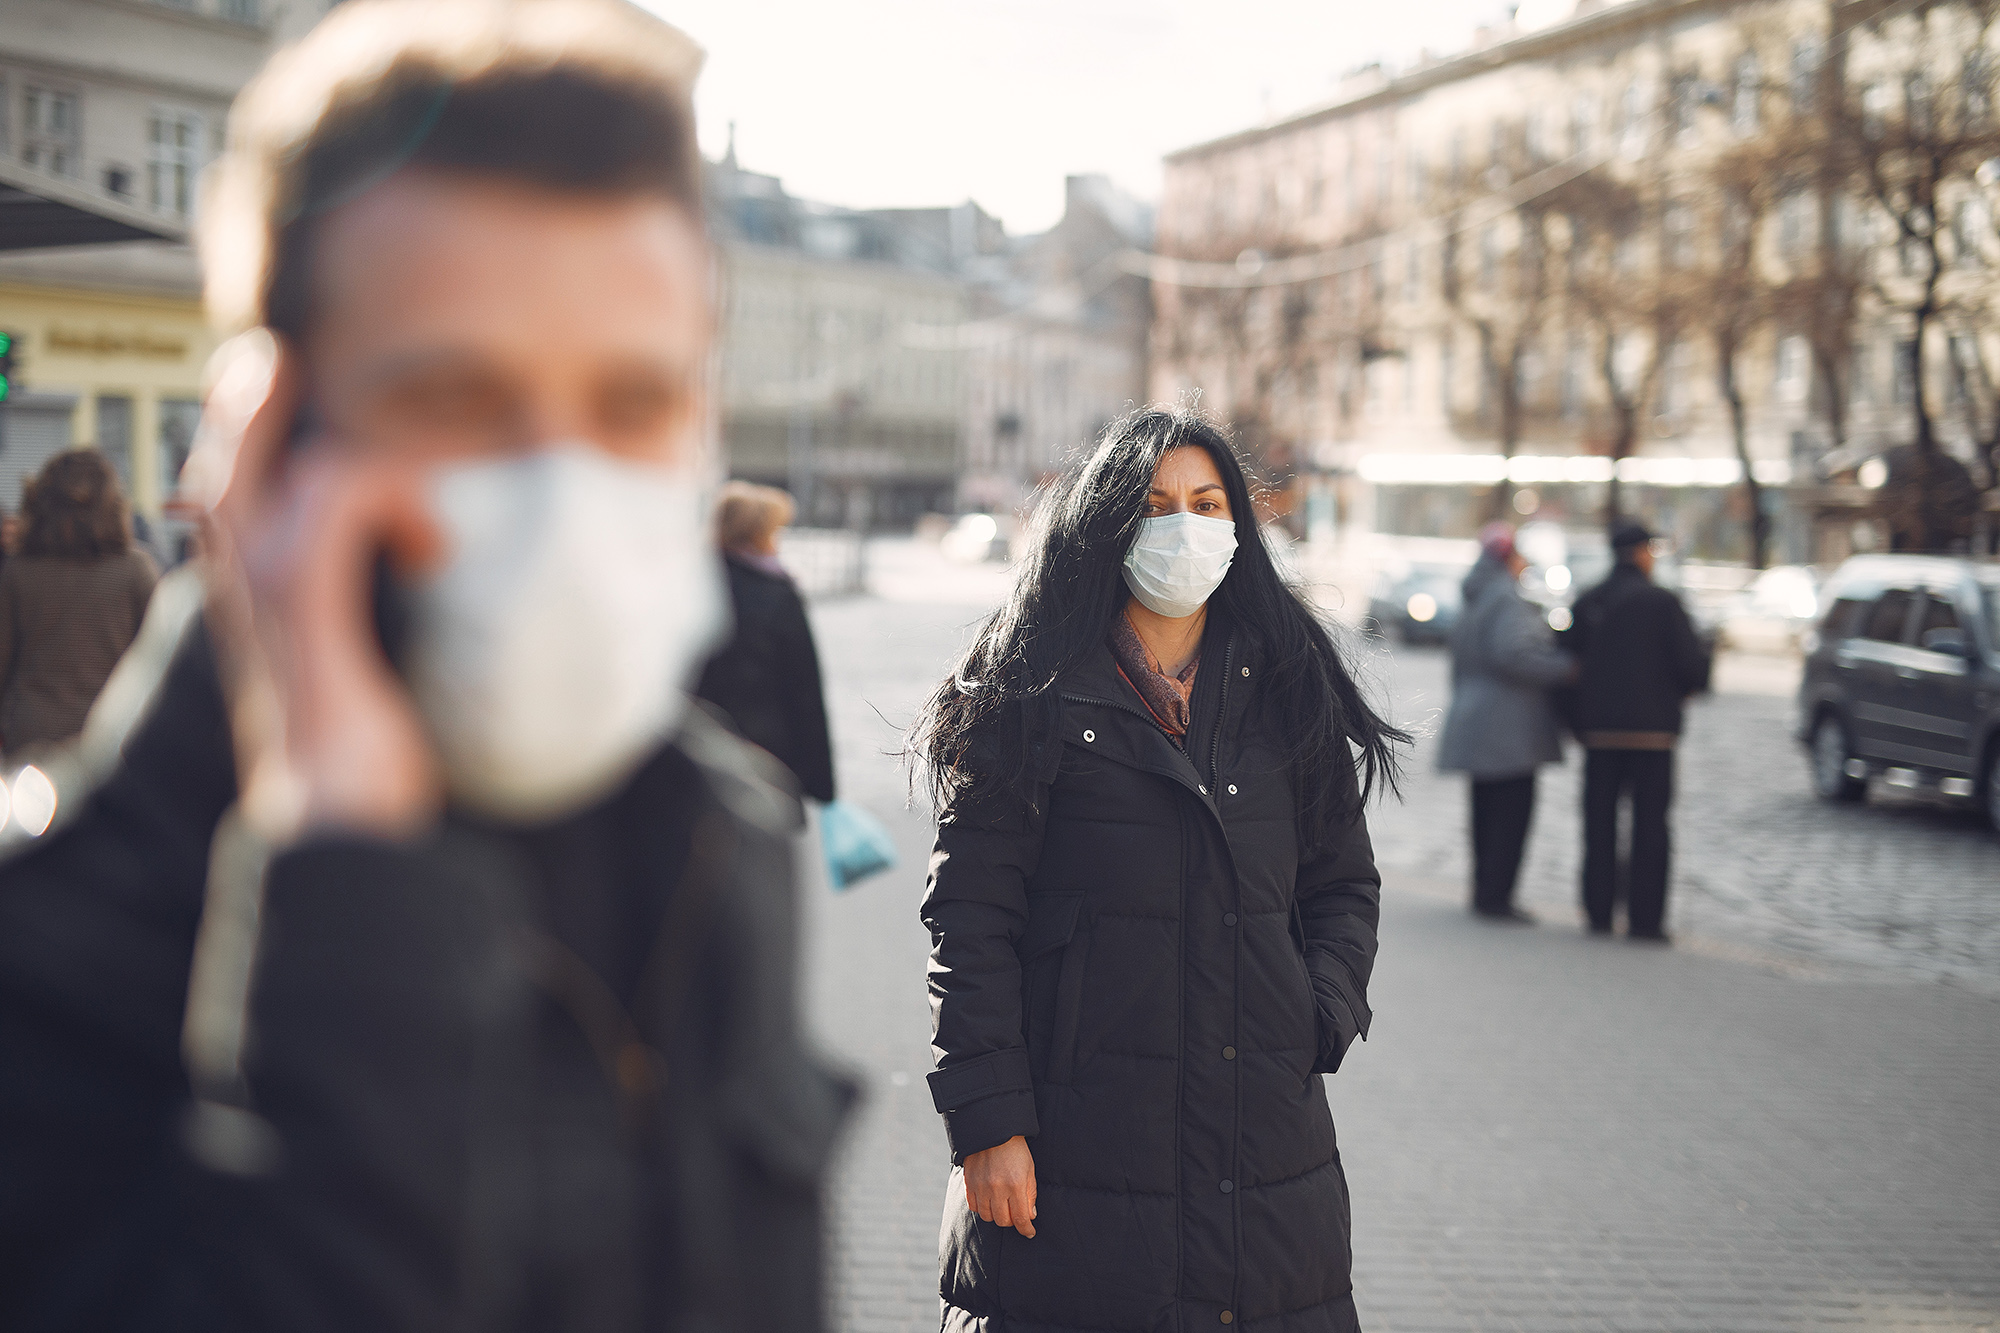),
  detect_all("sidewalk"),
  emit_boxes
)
[801,593,2000,1333]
